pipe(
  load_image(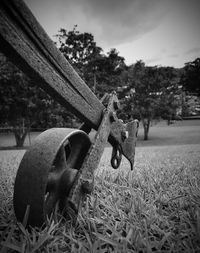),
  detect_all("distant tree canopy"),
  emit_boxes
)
[56,26,126,96]
[119,61,181,140]
[182,57,200,95]
[56,25,102,77]
[87,48,126,96]
[0,54,75,146]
